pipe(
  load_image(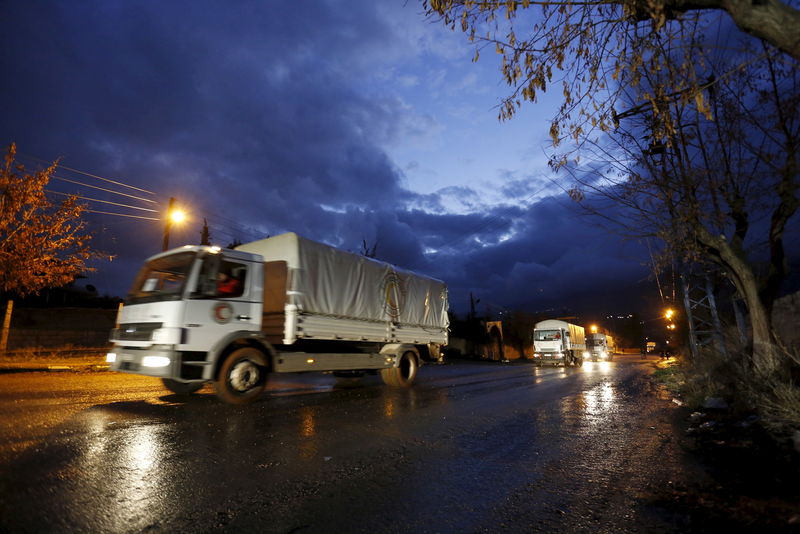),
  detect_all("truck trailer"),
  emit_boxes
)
[107,232,449,403]
[532,319,586,367]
